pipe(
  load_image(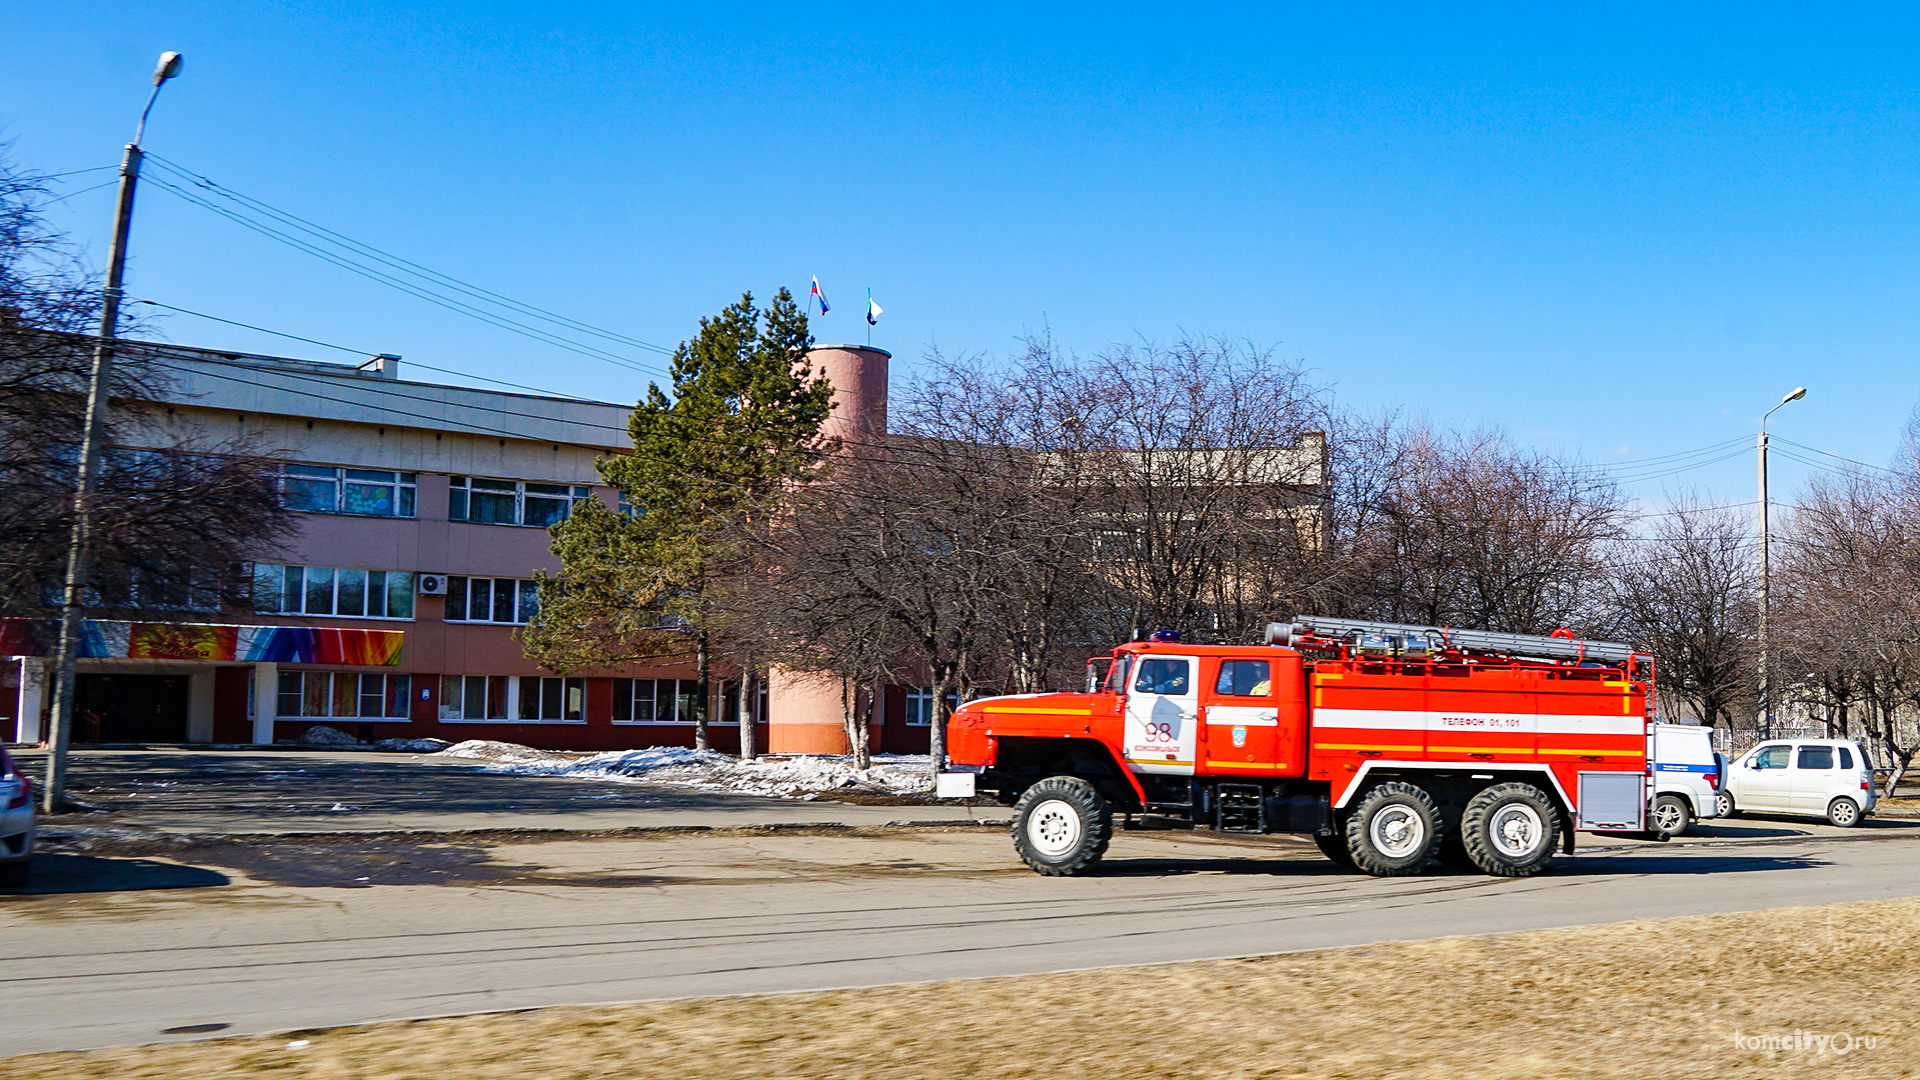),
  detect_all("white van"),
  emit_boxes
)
[1649,723,1721,837]
[1718,739,1876,828]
